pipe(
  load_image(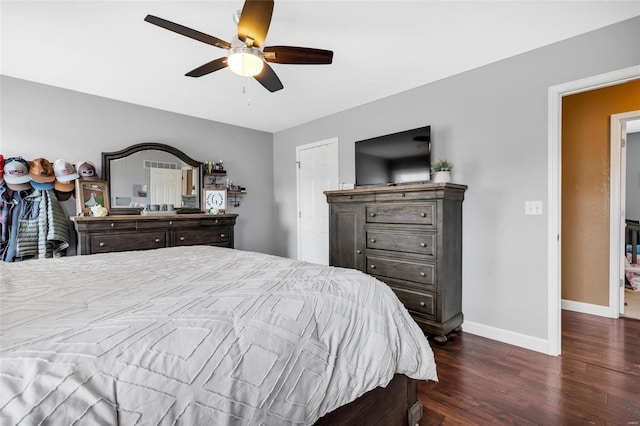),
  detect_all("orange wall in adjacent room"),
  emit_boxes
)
[562,79,640,306]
